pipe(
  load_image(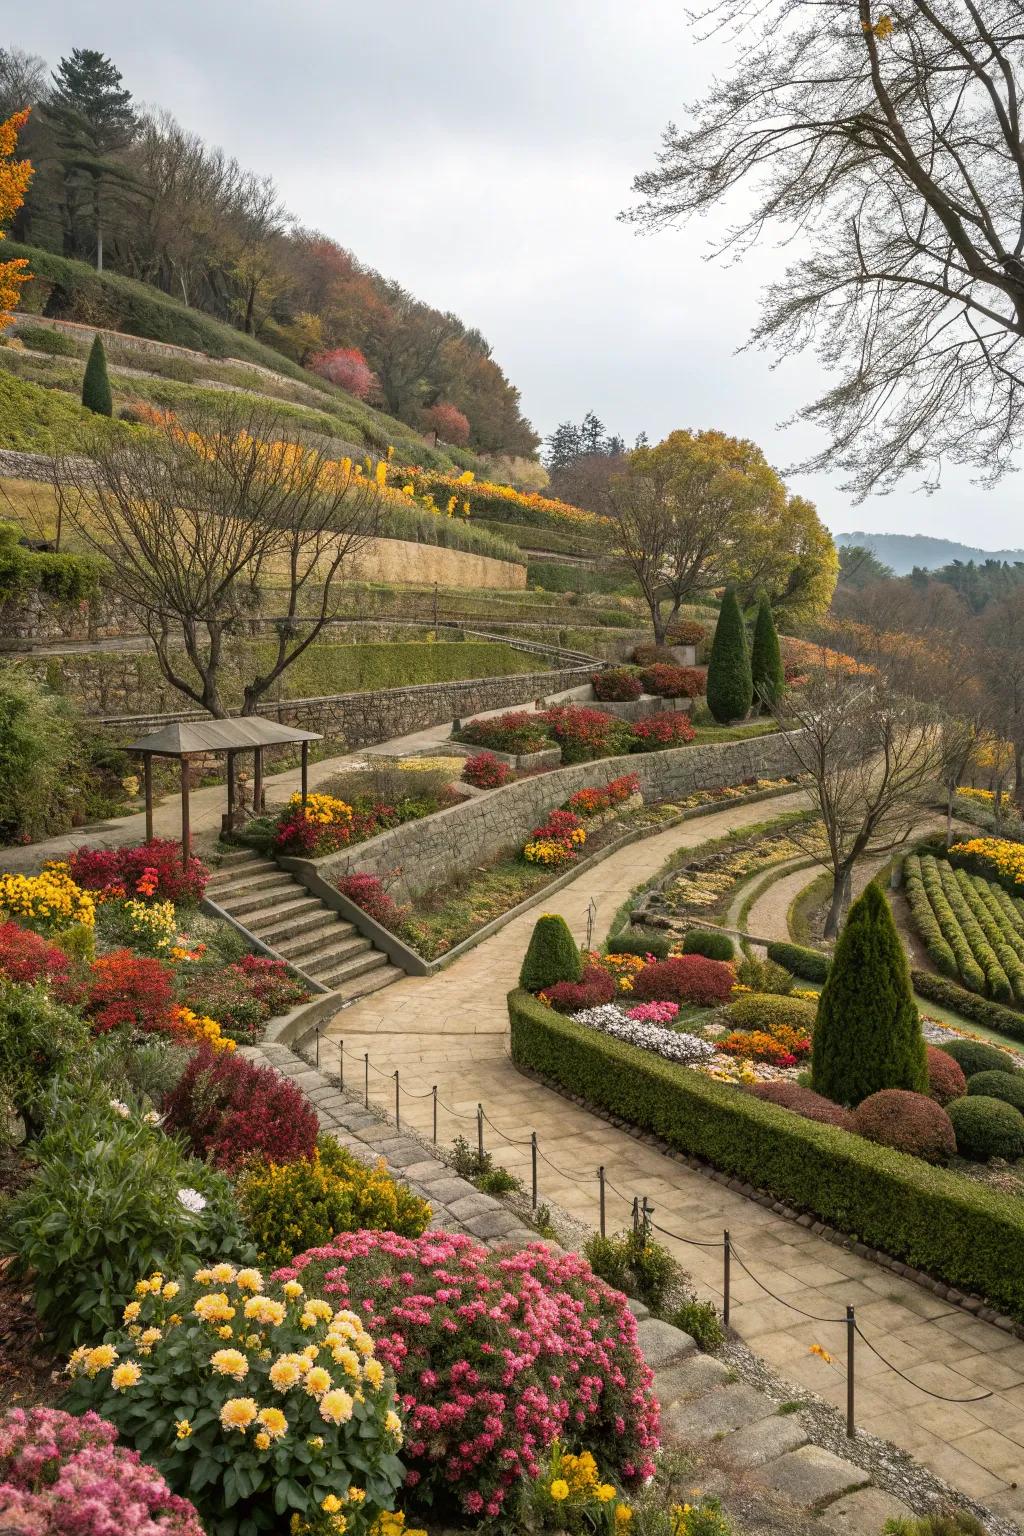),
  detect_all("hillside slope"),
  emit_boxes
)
[837,530,1024,574]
